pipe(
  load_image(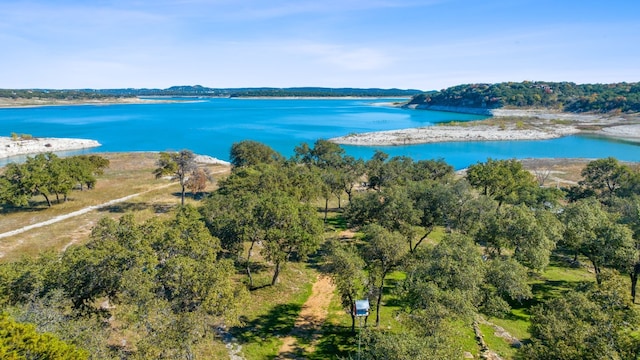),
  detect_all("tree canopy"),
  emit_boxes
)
[407,81,640,113]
